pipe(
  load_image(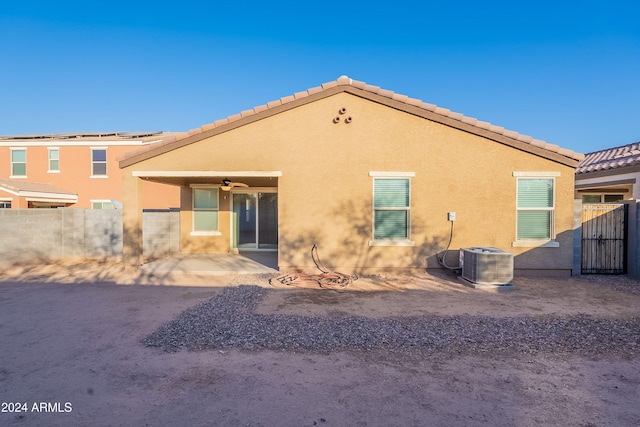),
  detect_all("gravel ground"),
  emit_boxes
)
[143,285,640,358]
